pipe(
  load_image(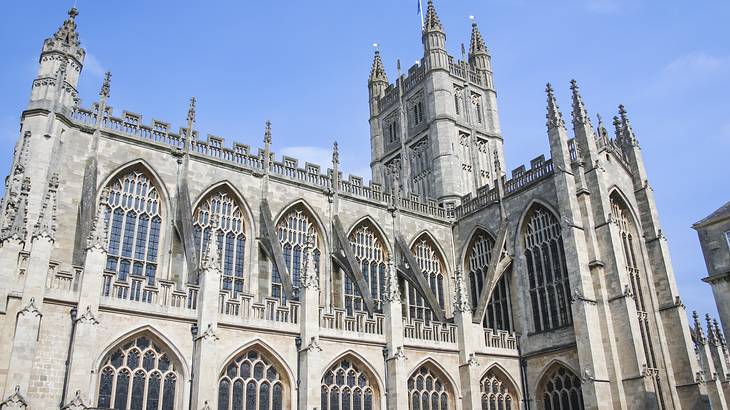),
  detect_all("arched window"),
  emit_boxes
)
[97,334,180,410]
[345,222,388,314]
[405,236,445,322]
[407,365,451,410]
[523,205,571,332]
[193,188,247,294]
[321,357,378,410]
[465,231,513,331]
[480,368,516,410]
[271,206,321,301]
[539,365,583,410]
[217,349,286,410]
[103,169,162,299]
